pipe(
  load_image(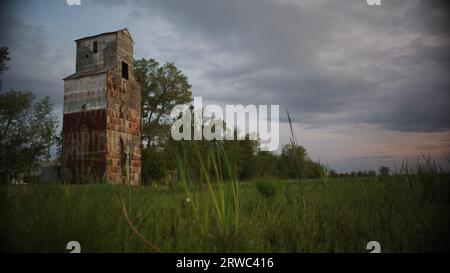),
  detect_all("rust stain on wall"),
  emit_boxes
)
[62,29,141,185]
